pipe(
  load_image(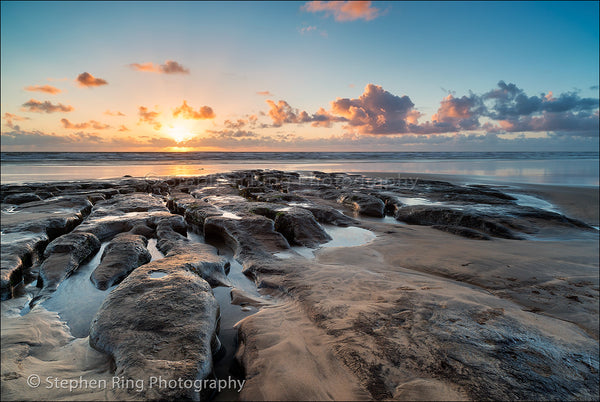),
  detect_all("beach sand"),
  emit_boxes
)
[1,171,598,401]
